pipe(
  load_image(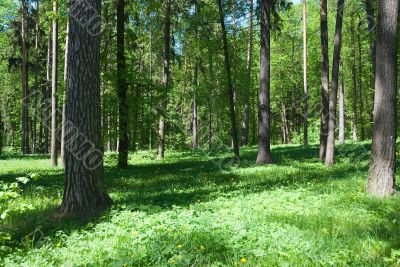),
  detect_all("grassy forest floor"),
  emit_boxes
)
[1,143,400,266]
